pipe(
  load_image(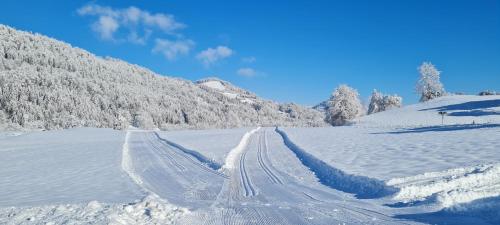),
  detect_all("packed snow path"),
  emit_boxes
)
[127,128,412,224]
[126,131,227,209]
